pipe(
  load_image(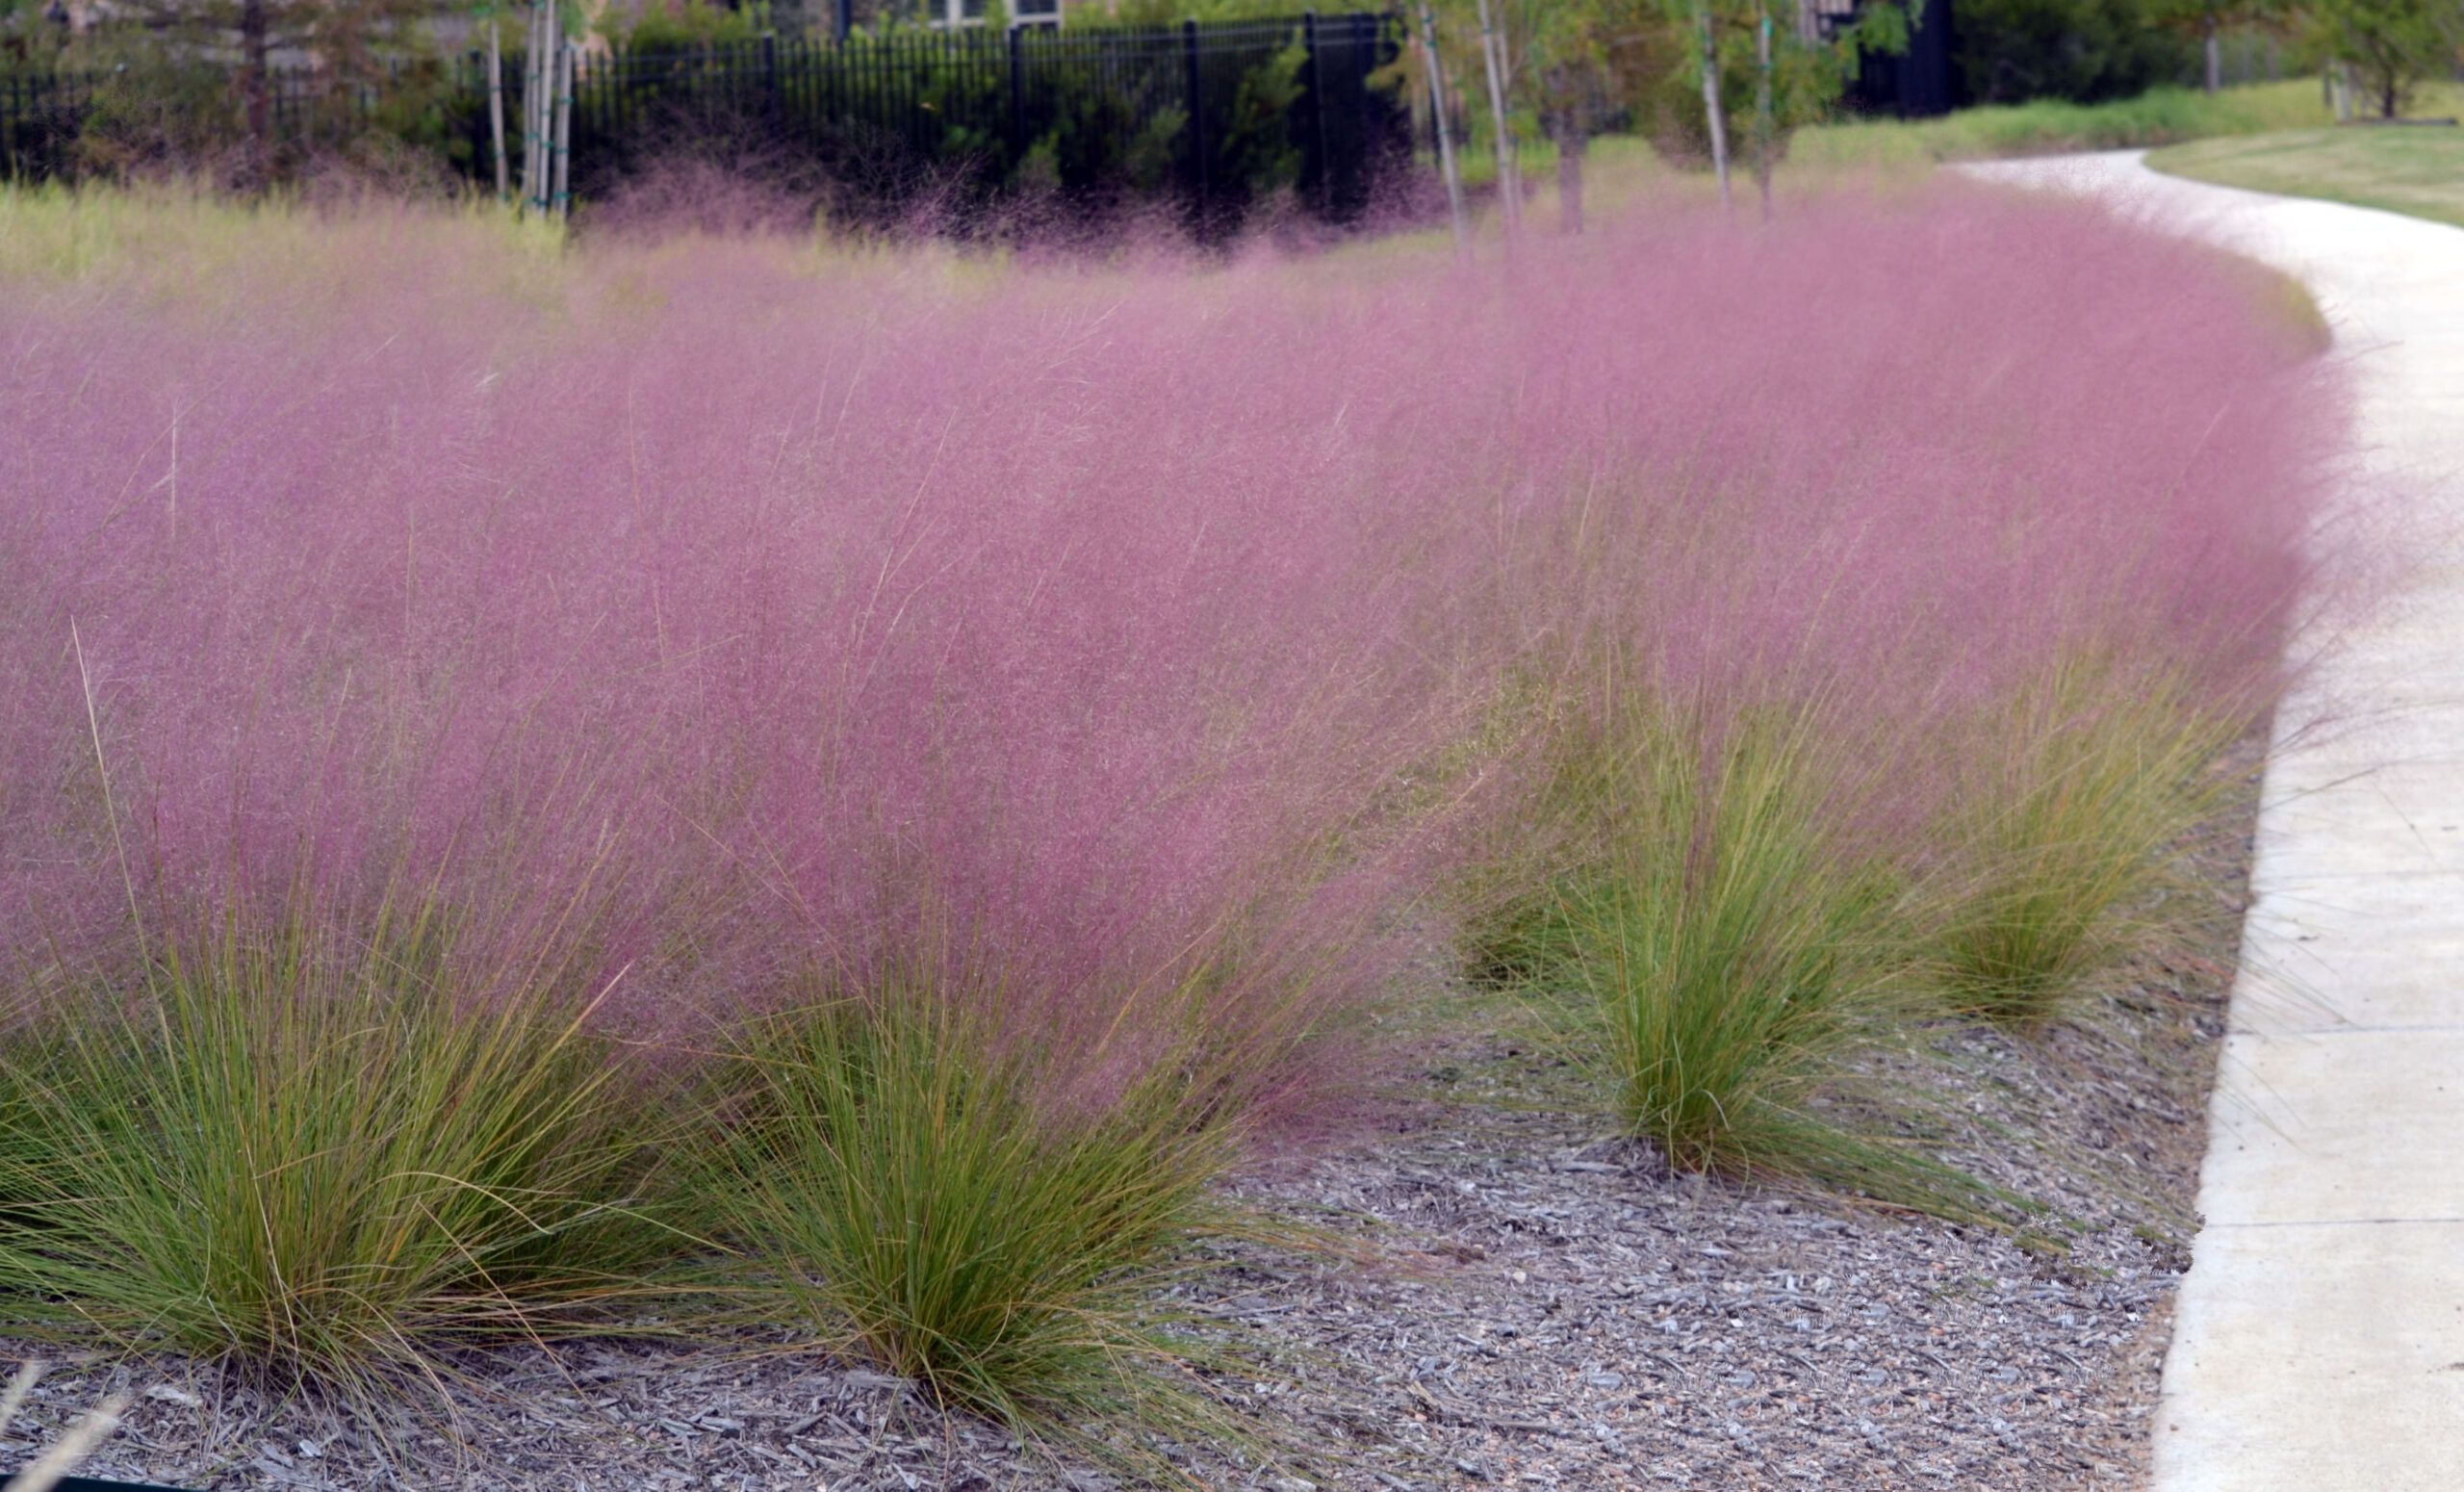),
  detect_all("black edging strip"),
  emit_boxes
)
[4,1477,200,1491]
